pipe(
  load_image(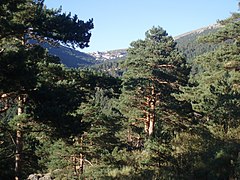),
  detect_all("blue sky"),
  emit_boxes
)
[45,0,238,53]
